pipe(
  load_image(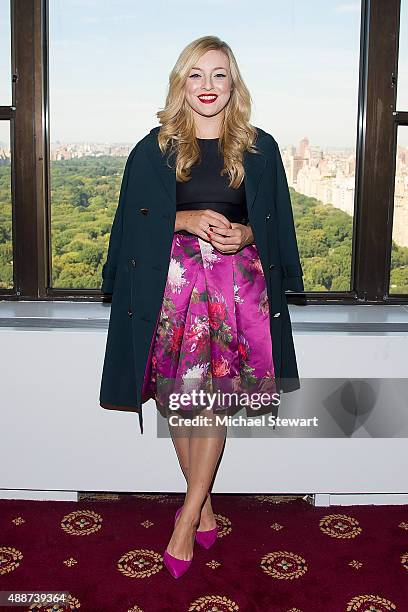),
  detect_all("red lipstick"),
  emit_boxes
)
[198,94,218,104]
